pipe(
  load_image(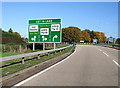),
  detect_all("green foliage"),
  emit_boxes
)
[1,28,24,44]
[8,28,13,33]
[89,31,97,39]
[116,38,120,44]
